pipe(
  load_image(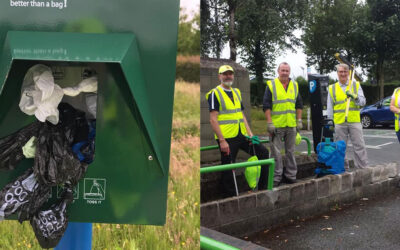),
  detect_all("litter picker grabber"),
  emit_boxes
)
[345,68,356,122]
[229,154,239,196]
